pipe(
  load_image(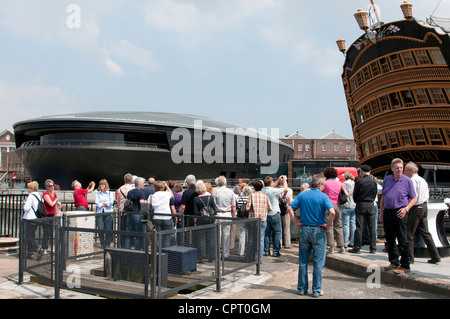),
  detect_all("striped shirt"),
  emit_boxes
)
[246,192,272,222]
